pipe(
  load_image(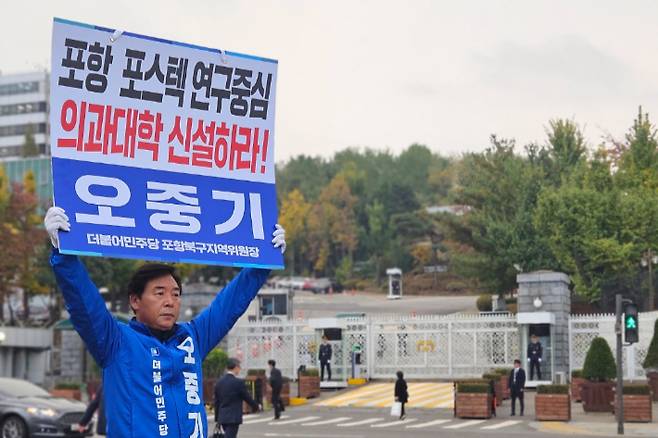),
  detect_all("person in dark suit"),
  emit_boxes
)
[527,334,543,380]
[215,358,261,438]
[394,371,409,420]
[318,335,332,381]
[77,384,106,435]
[508,359,526,416]
[268,359,285,420]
